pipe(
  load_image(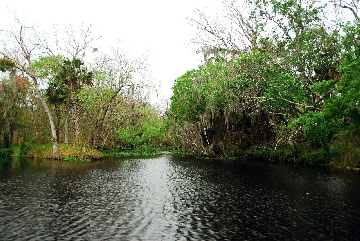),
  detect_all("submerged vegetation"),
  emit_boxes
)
[1,0,360,167]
